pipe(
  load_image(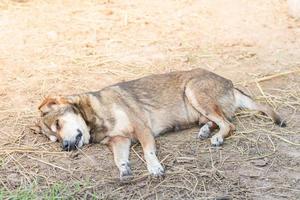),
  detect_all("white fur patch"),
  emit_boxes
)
[144,151,164,176]
[58,112,90,145]
[234,89,256,110]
